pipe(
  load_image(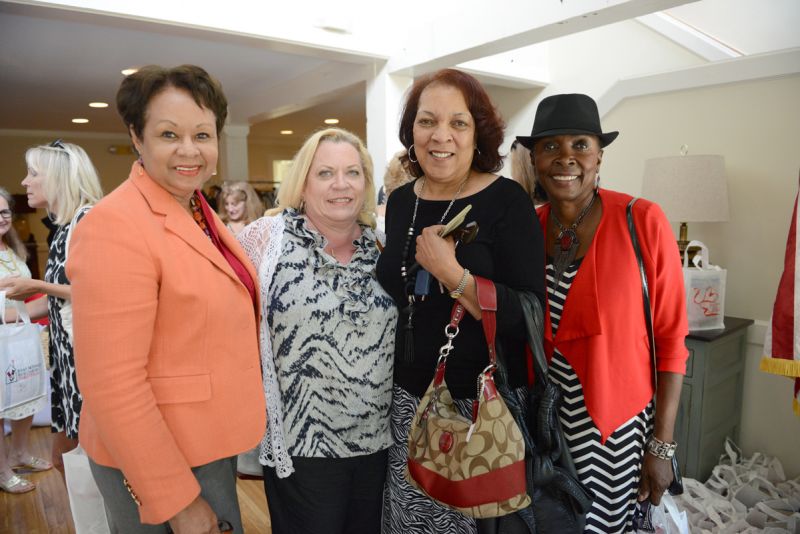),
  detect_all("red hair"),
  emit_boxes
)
[398,69,505,178]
